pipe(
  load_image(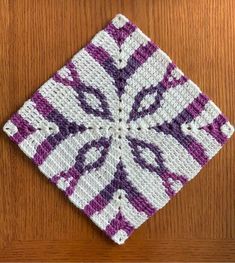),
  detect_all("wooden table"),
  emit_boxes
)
[0,0,234,261]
